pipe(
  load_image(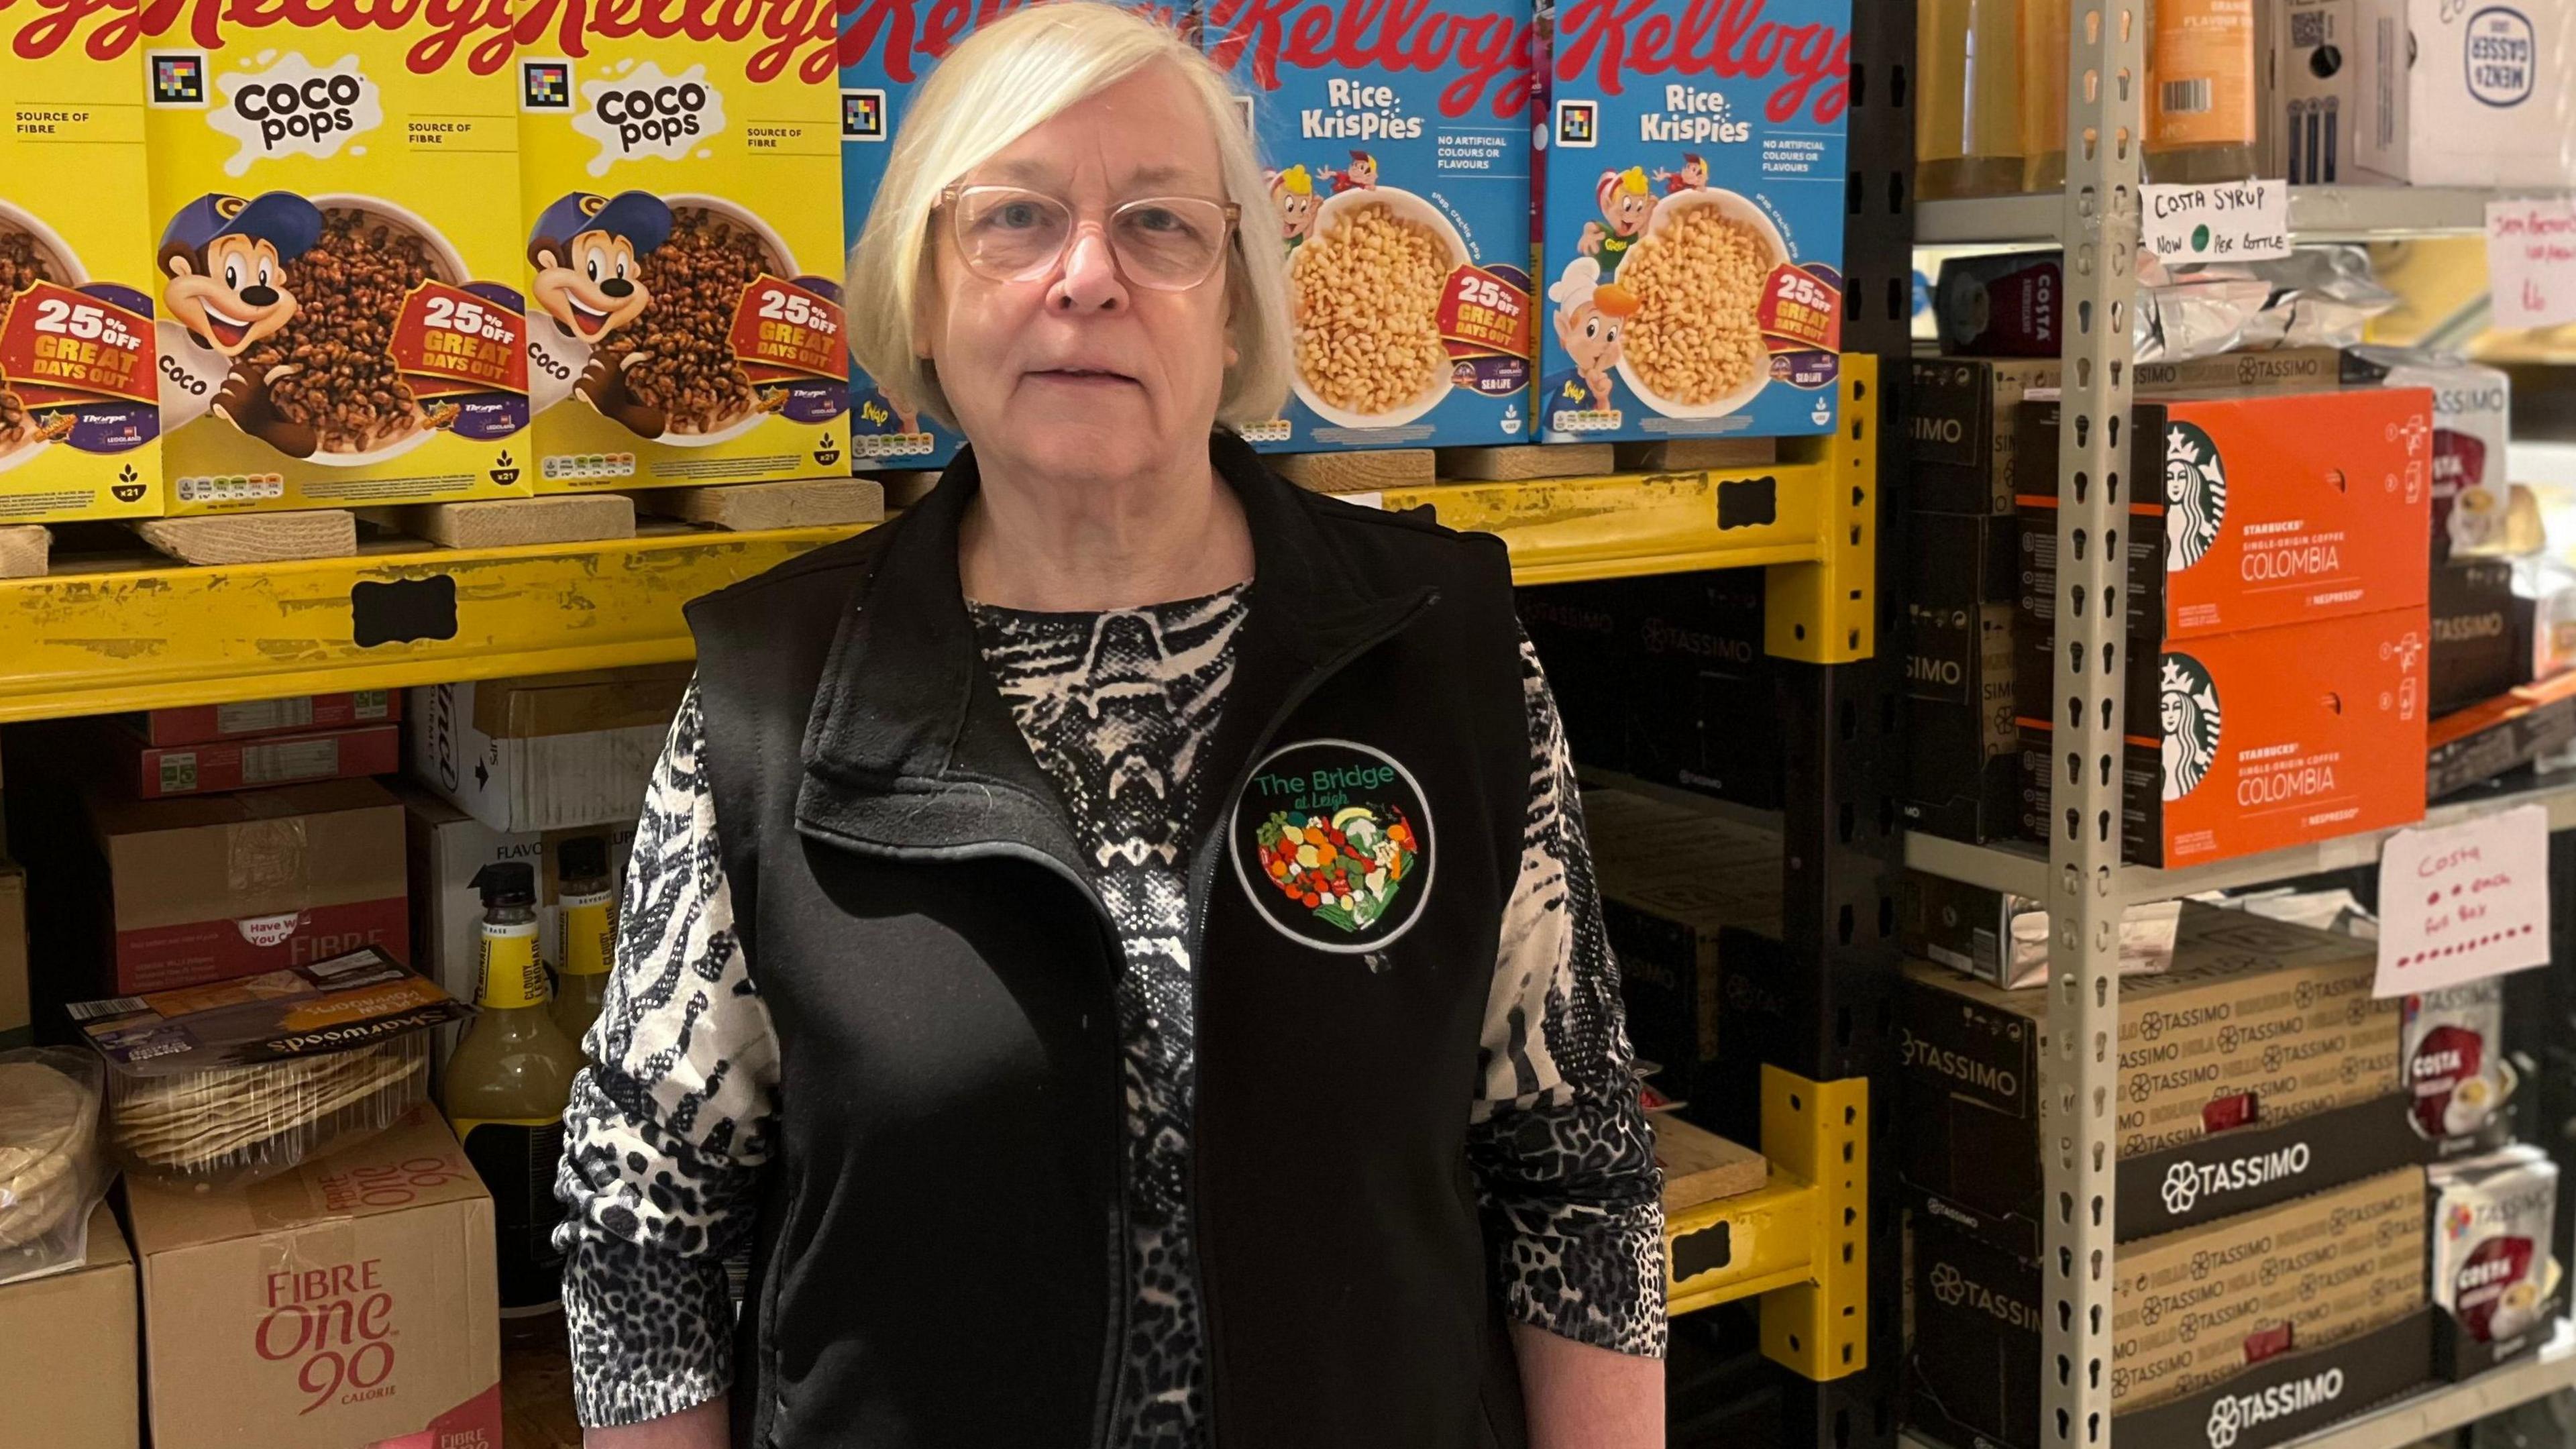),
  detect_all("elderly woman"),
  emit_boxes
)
[554,5,1666,1447]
